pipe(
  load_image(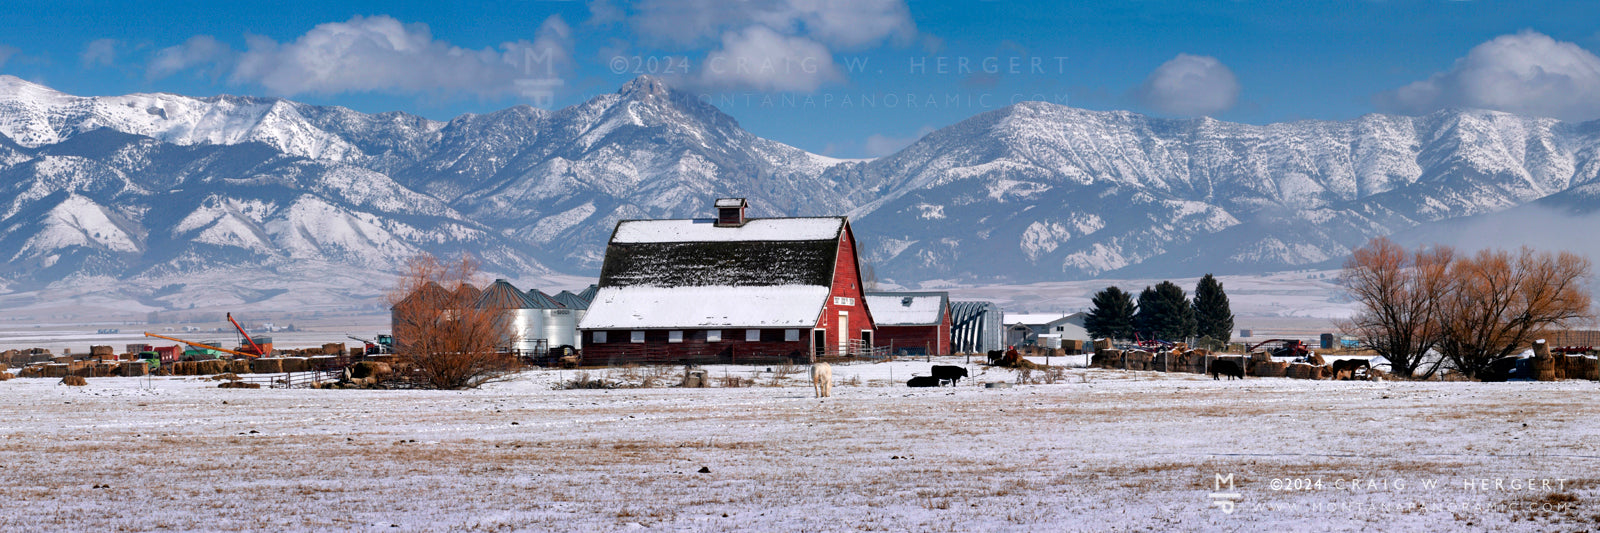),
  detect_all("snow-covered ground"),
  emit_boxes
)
[3,358,1596,531]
